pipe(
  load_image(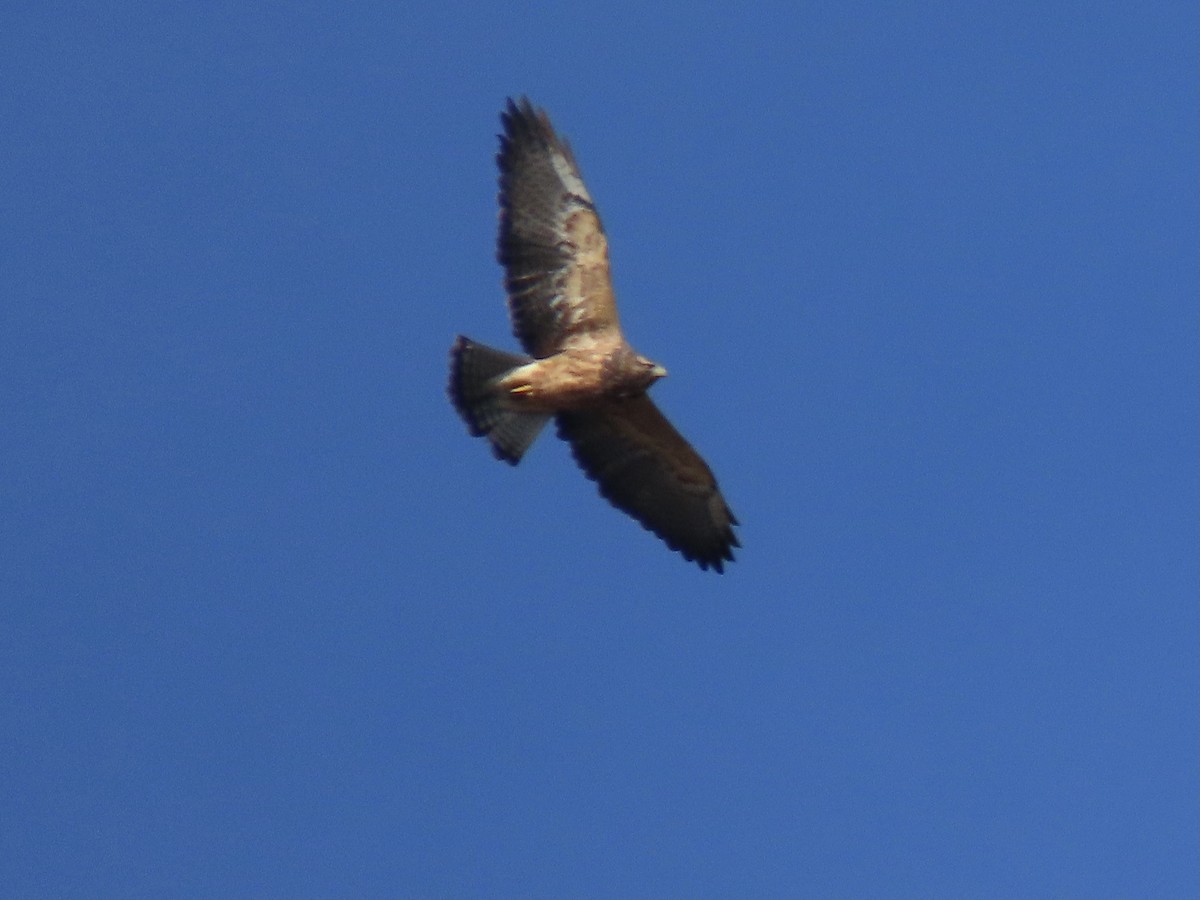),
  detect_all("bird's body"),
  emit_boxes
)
[493,342,665,413]
[448,98,739,572]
